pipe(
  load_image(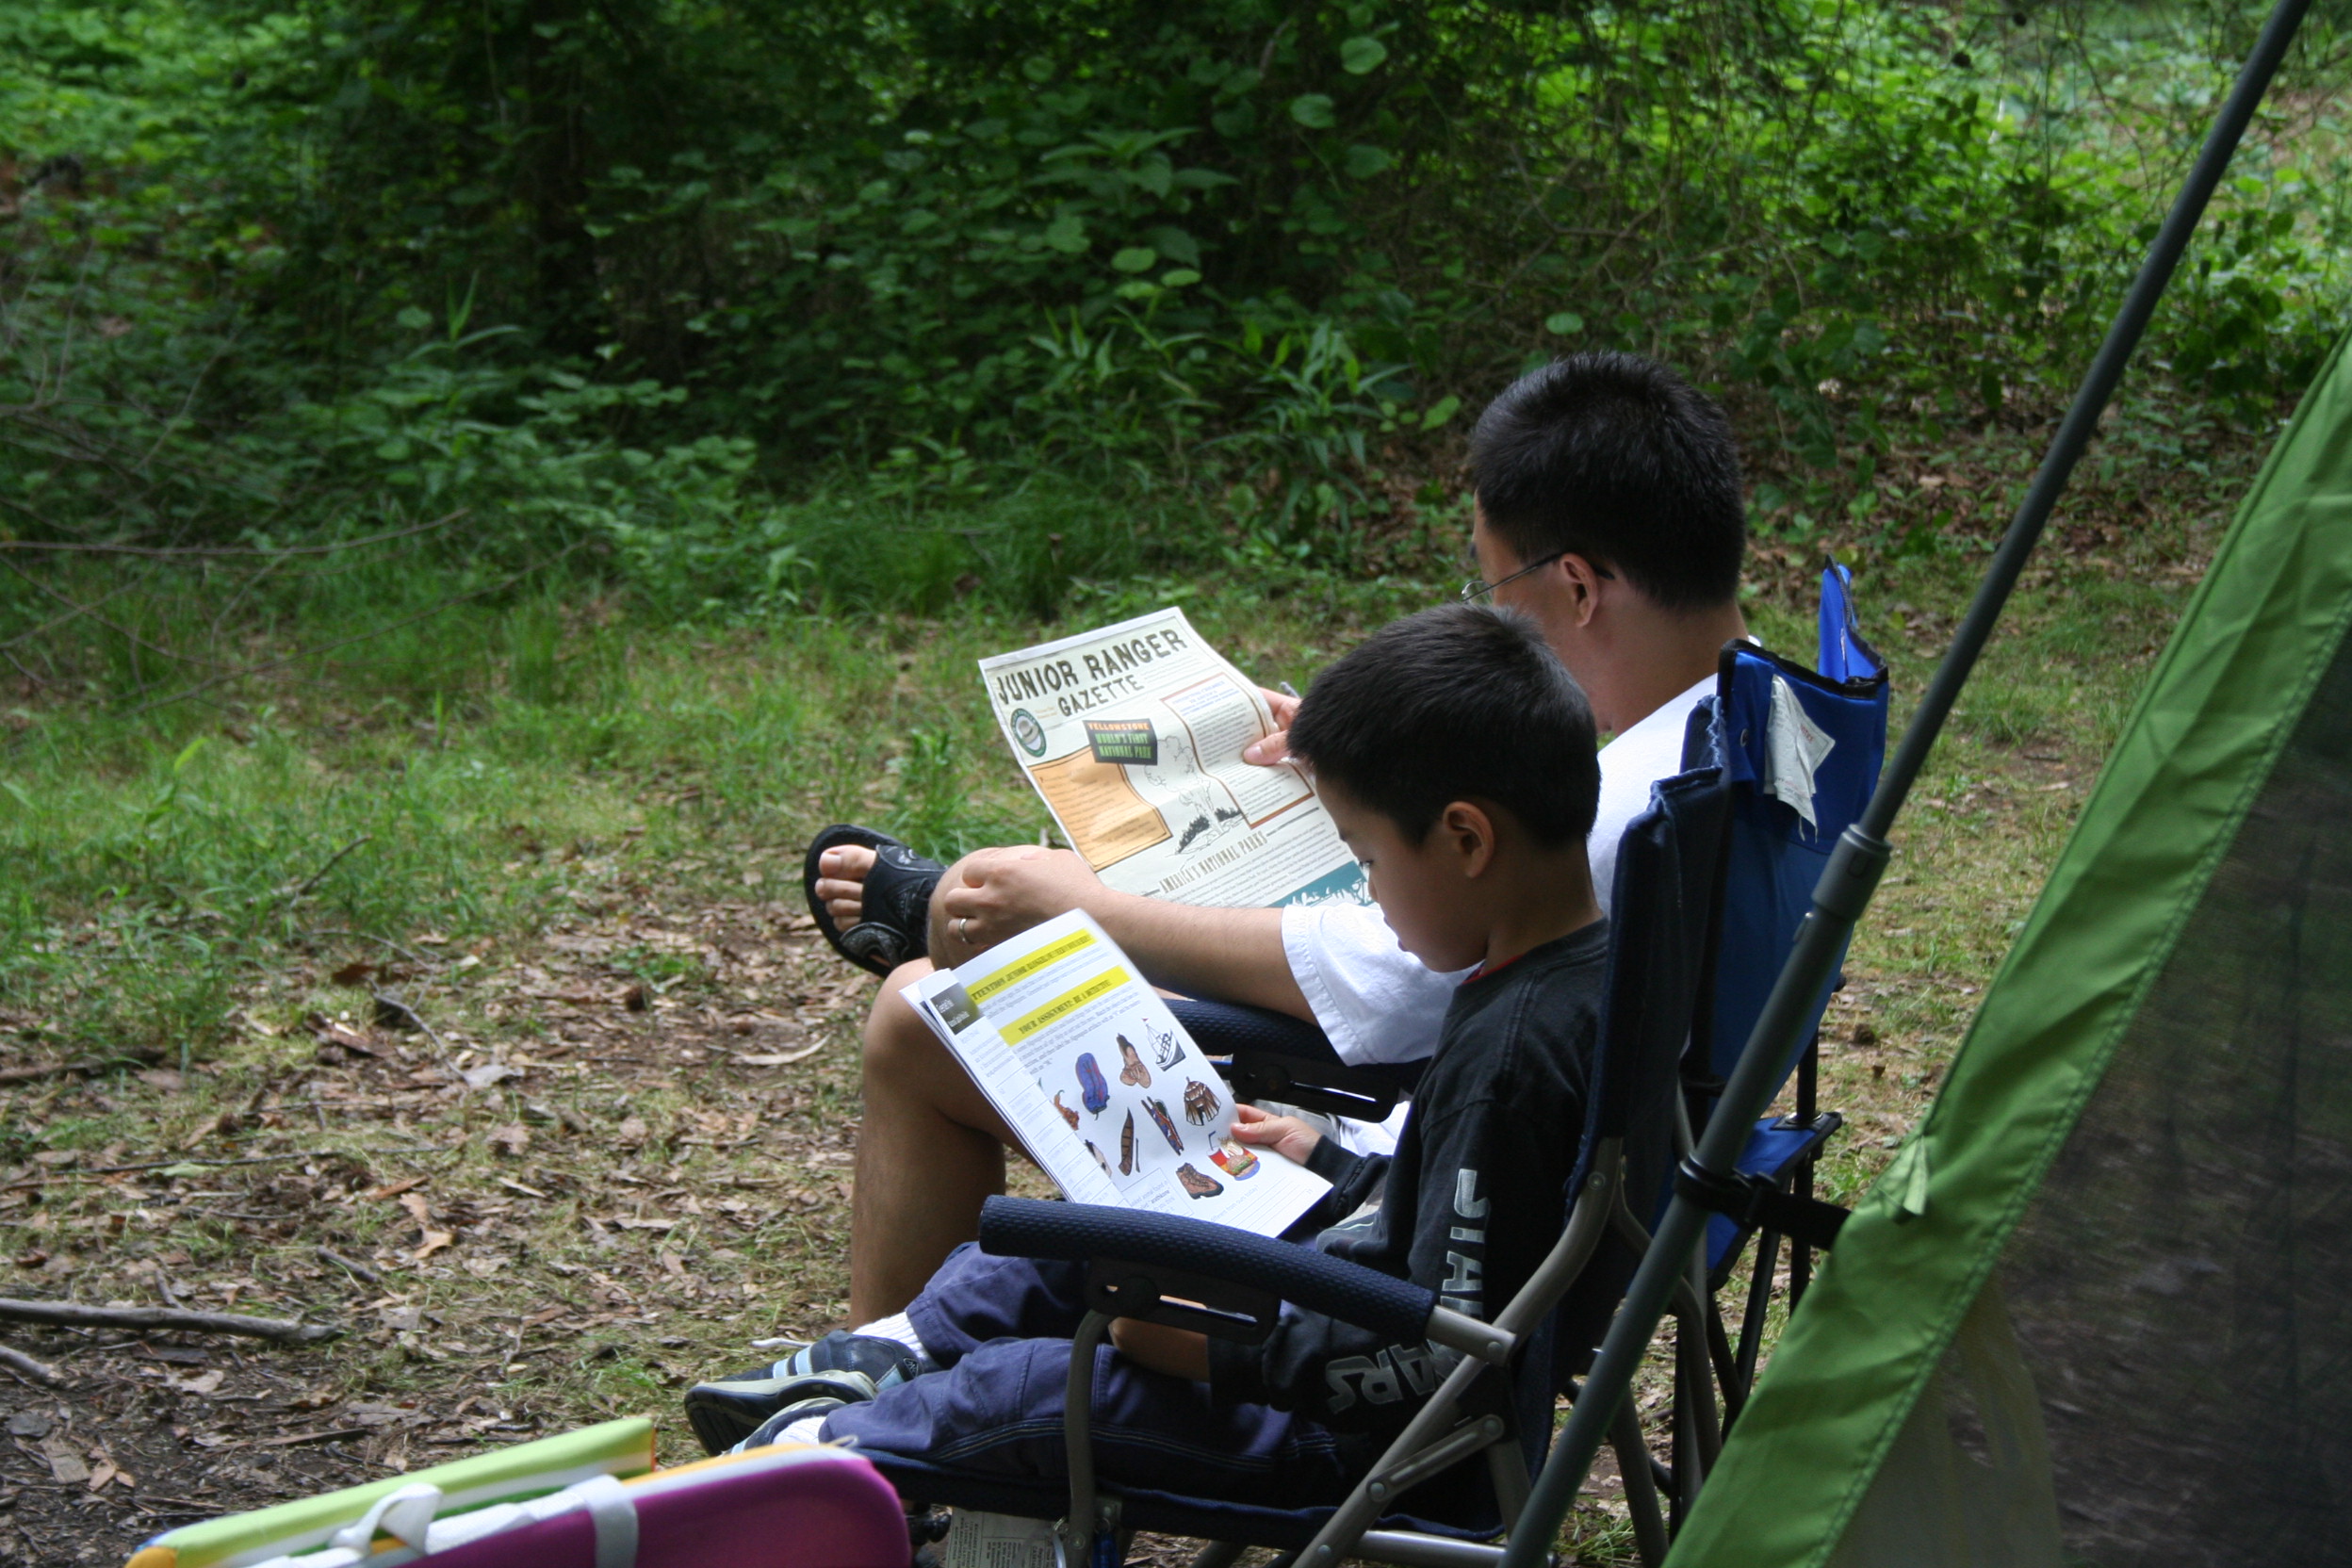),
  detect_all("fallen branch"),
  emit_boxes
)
[237,1427,372,1449]
[2,1149,345,1189]
[0,1055,152,1086]
[370,991,449,1054]
[317,1247,382,1285]
[302,929,439,972]
[0,1298,339,1344]
[0,1343,69,1385]
[286,835,372,901]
